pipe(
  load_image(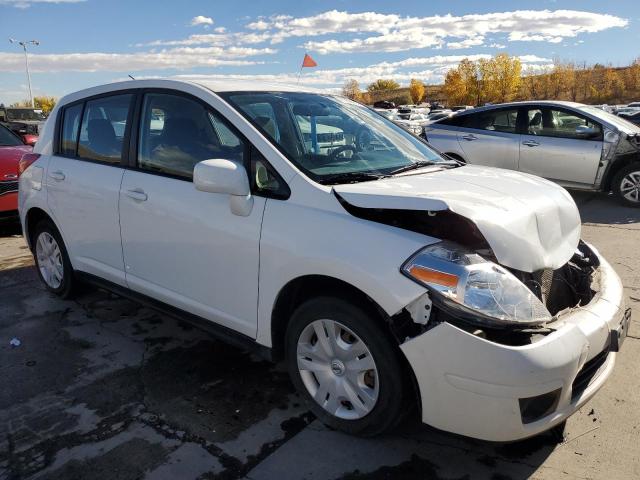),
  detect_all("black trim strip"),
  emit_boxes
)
[75,271,272,361]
